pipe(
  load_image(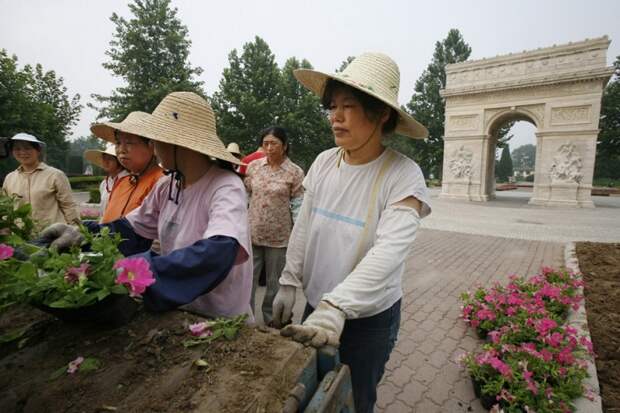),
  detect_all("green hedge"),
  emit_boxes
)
[69,176,104,190]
